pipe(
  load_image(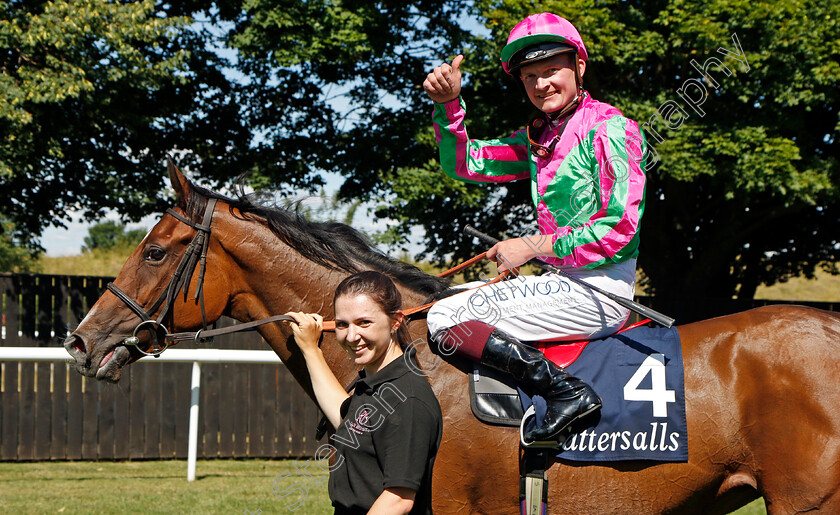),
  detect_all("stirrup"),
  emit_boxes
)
[519,406,565,449]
